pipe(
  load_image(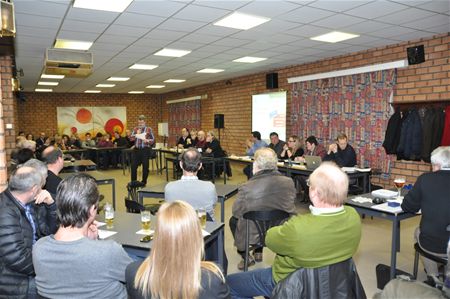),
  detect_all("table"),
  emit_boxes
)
[62,159,96,172]
[97,211,226,271]
[138,183,239,222]
[62,148,88,159]
[346,194,418,279]
[88,146,127,168]
[60,170,116,210]
[227,156,371,193]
